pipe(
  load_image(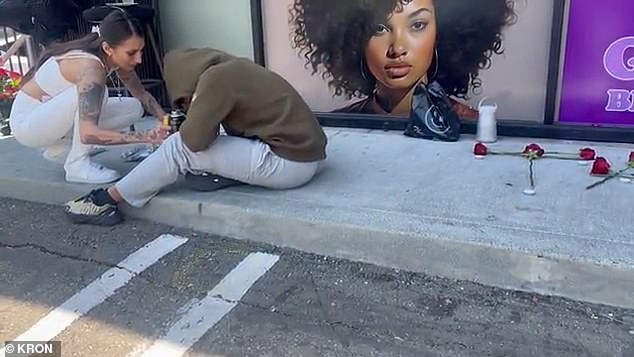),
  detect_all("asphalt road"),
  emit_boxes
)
[0,198,633,357]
